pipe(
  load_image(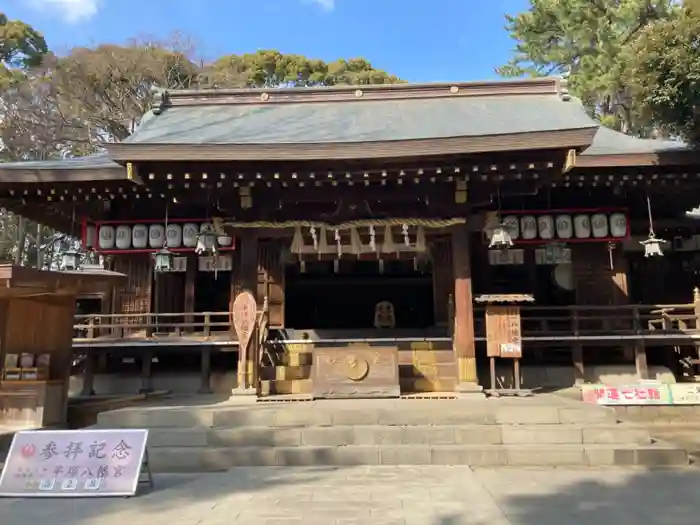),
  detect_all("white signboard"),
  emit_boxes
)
[0,429,150,498]
[534,248,572,265]
[198,254,233,272]
[488,249,524,265]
